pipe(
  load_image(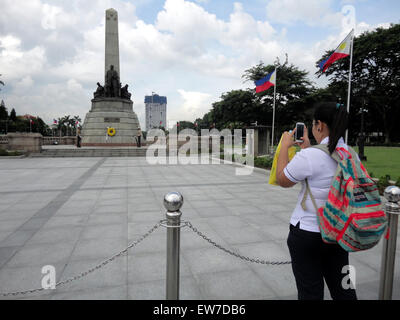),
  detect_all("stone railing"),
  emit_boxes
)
[42,136,77,145]
[0,135,8,150]
[1,134,77,152]
[0,135,8,144]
